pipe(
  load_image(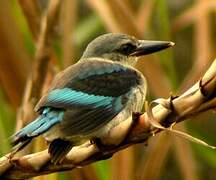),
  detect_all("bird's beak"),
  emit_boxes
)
[130,40,175,56]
